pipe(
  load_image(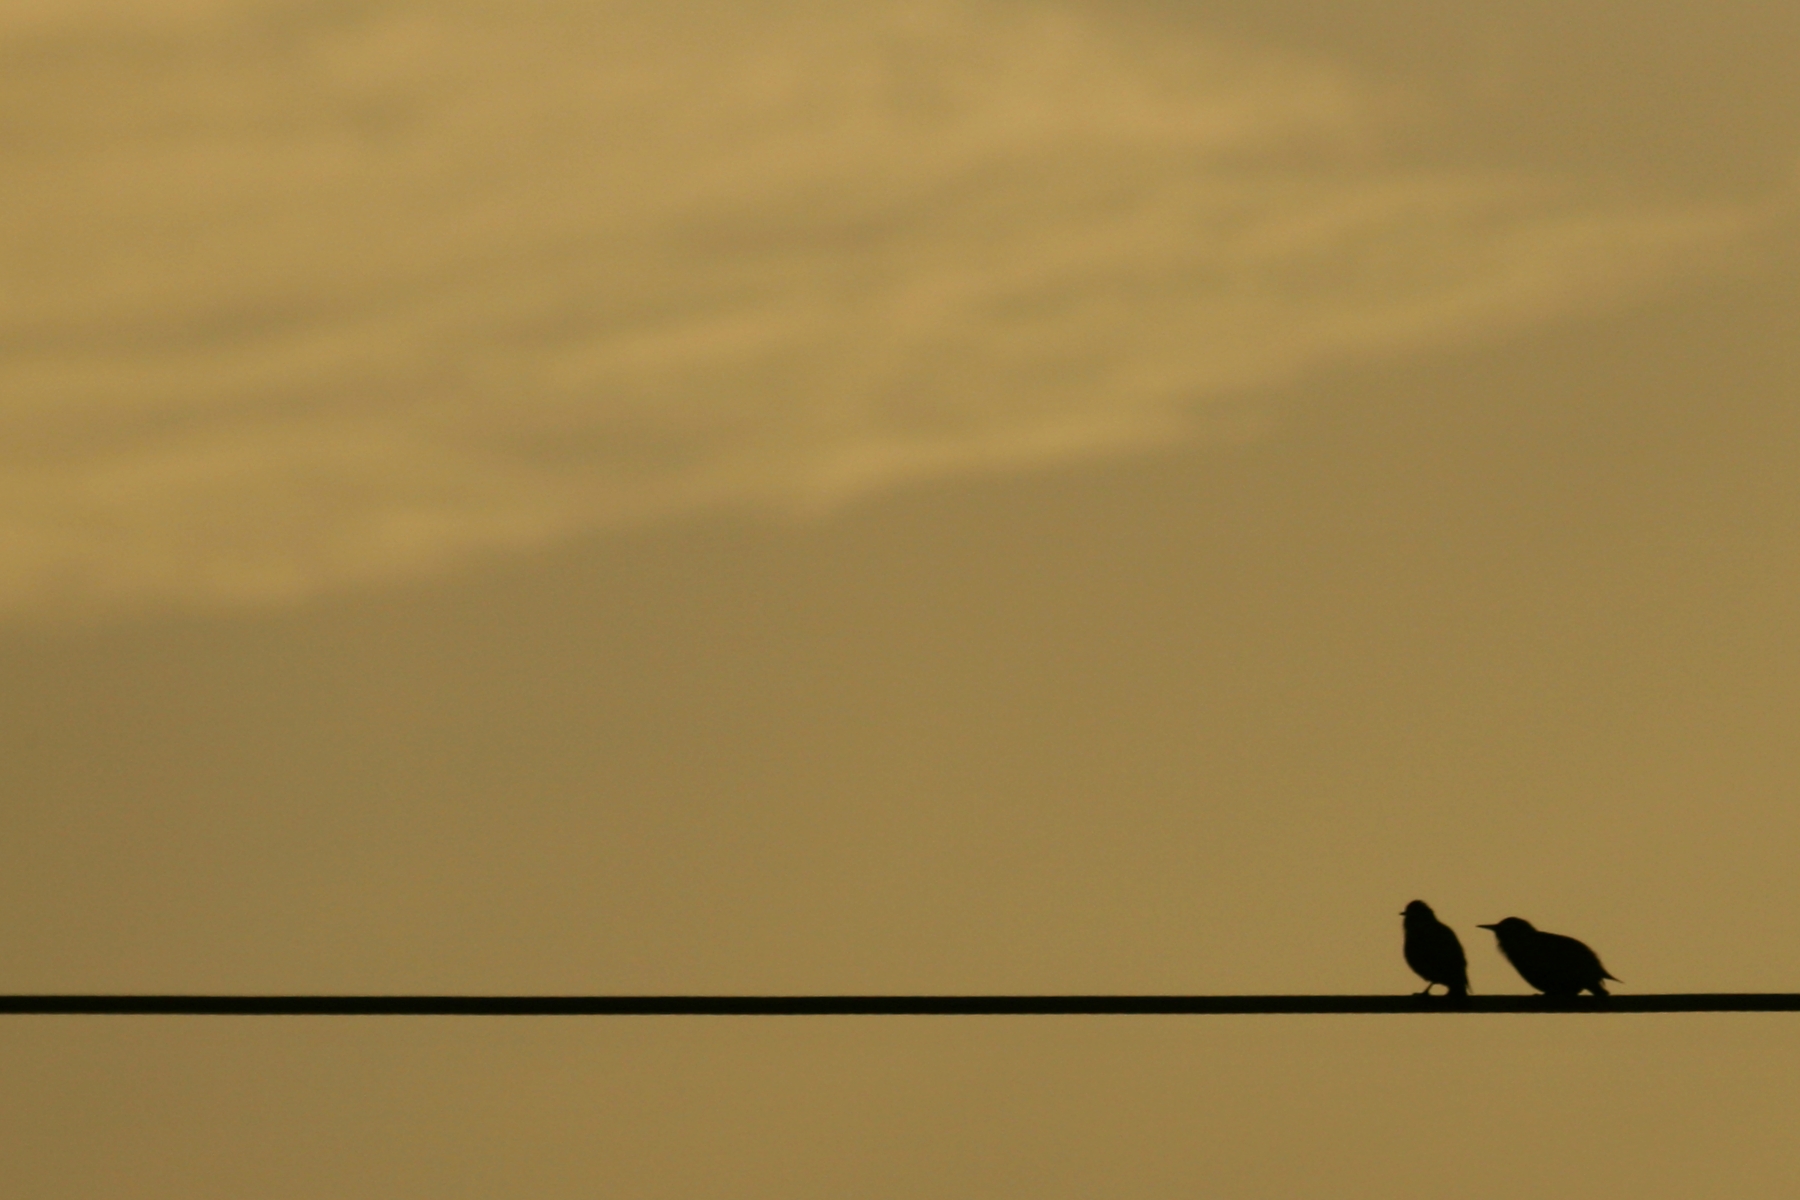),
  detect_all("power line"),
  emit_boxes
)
[3,994,1798,1015]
